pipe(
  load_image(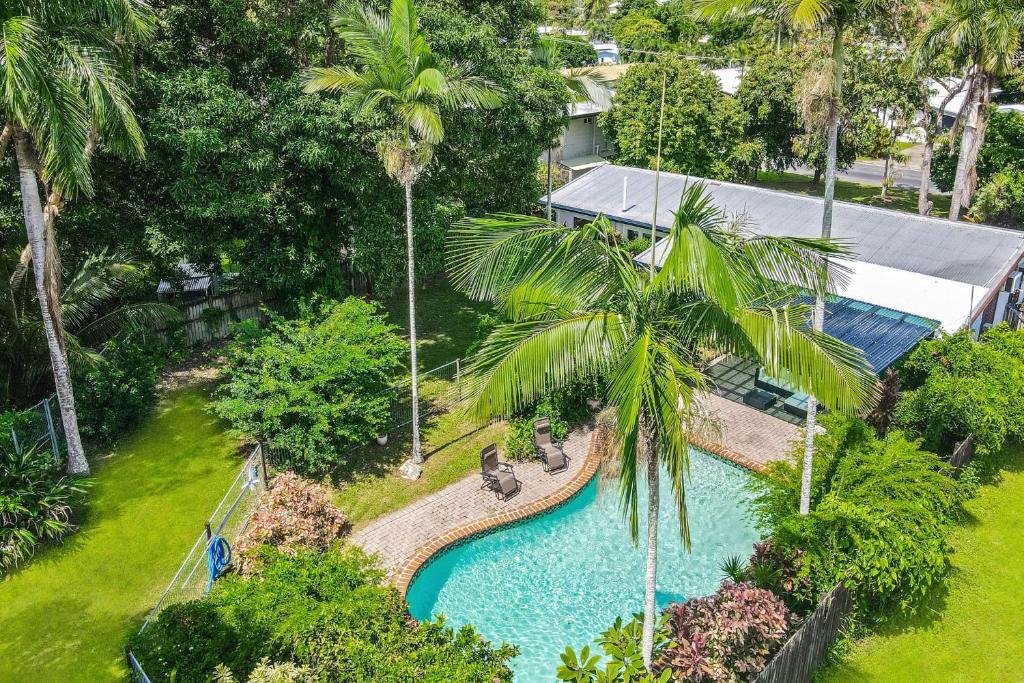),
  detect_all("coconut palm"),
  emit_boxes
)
[915,0,1024,219]
[699,0,892,516]
[449,184,877,669]
[1,246,180,409]
[303,0,501,478]
[532,37,613,221]
[1,0,155,474]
